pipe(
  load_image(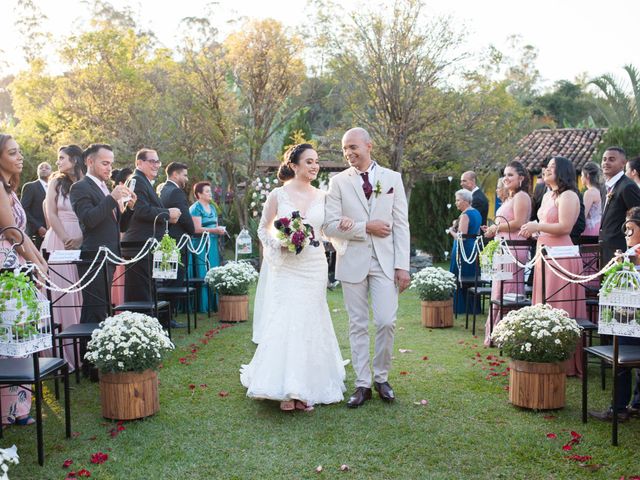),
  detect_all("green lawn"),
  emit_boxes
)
[6,288,640,479]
